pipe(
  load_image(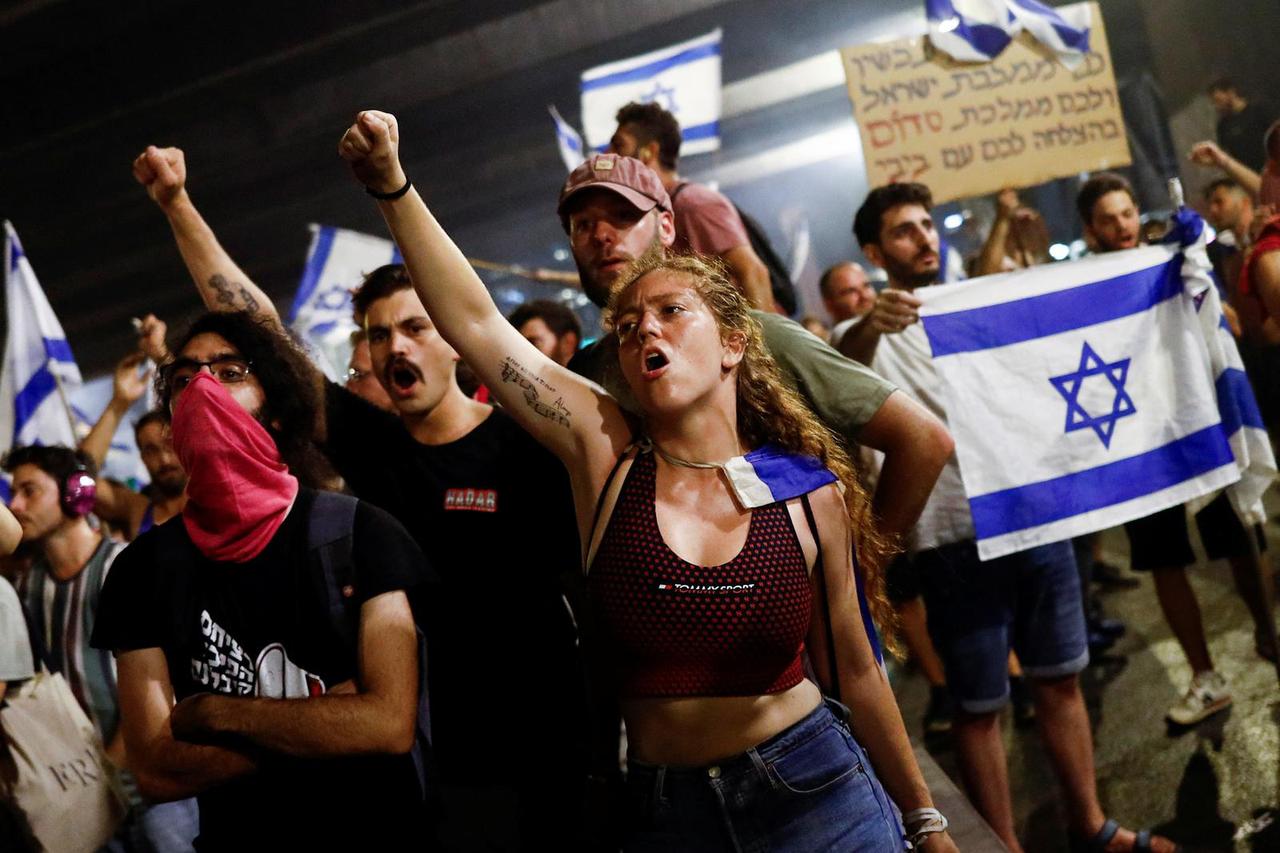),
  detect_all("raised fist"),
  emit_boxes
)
[132,146,188,209]
[338,110,406,195]
[868,288,923,335]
